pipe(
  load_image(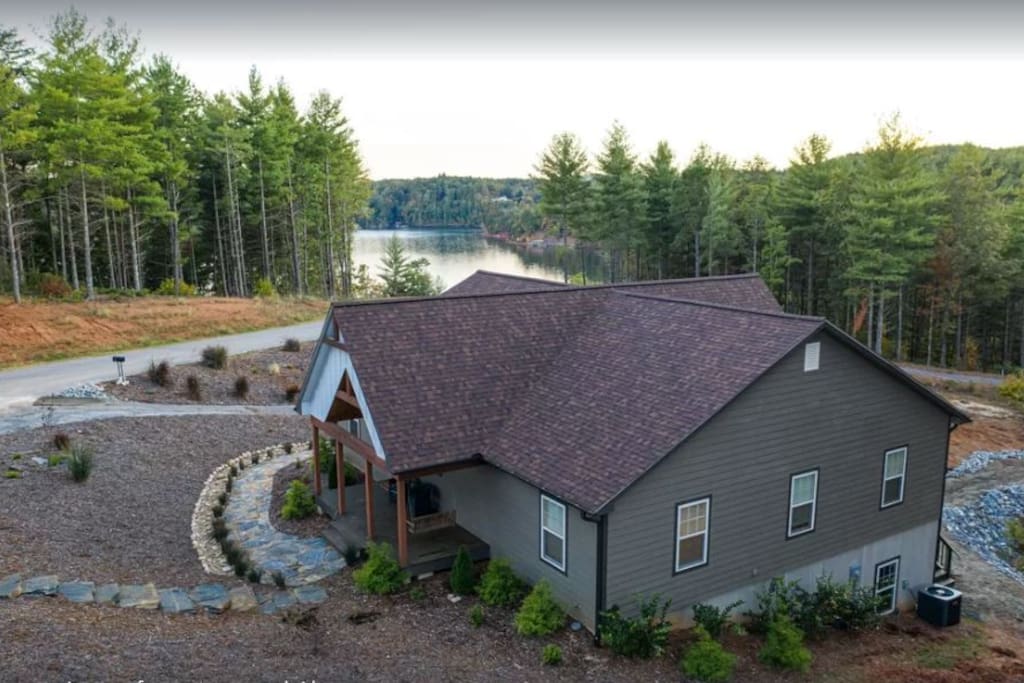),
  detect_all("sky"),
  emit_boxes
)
[8,1,1024,179]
